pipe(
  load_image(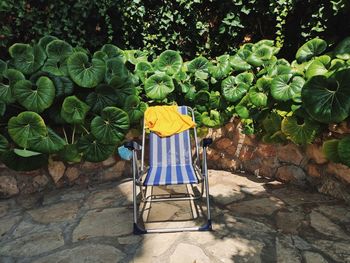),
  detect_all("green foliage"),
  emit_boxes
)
[301,69,350,123]
[90,107,130,144]
[14,77,55,113]
[322,136,350,167]
[338,136,350,167]
[1,35,350,170]
[2,0,349,60]
[295,38,327,63]
[322,139,341,163]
